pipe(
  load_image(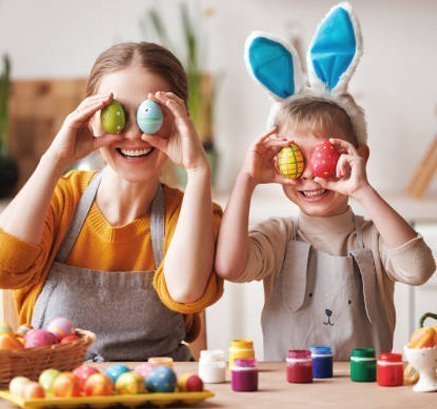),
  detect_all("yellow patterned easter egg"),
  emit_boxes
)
[278,144,305,179]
